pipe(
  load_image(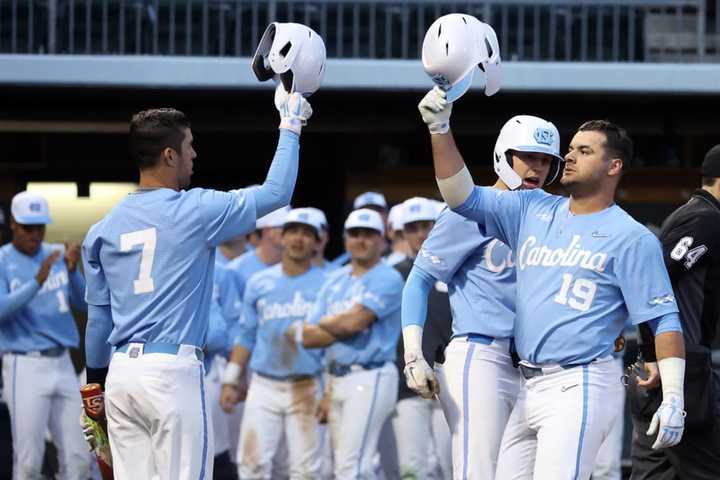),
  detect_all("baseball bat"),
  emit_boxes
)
[80,383,114,480]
